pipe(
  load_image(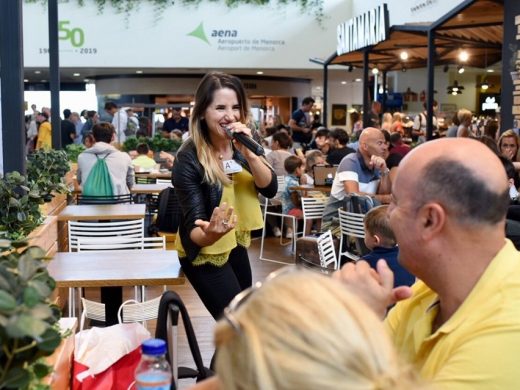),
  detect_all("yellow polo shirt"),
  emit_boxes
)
[385,239,520,389]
